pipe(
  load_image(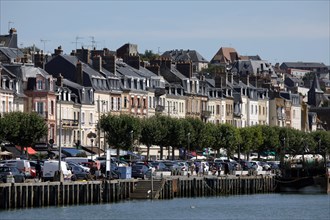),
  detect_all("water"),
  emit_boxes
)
[1,193,329,220]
